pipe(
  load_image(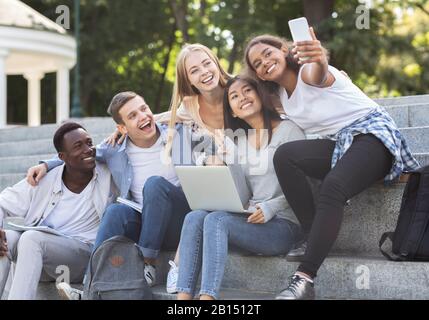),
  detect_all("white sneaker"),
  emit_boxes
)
[56,282,82,300]
[166,260,179,294]
[144,263,156,287]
